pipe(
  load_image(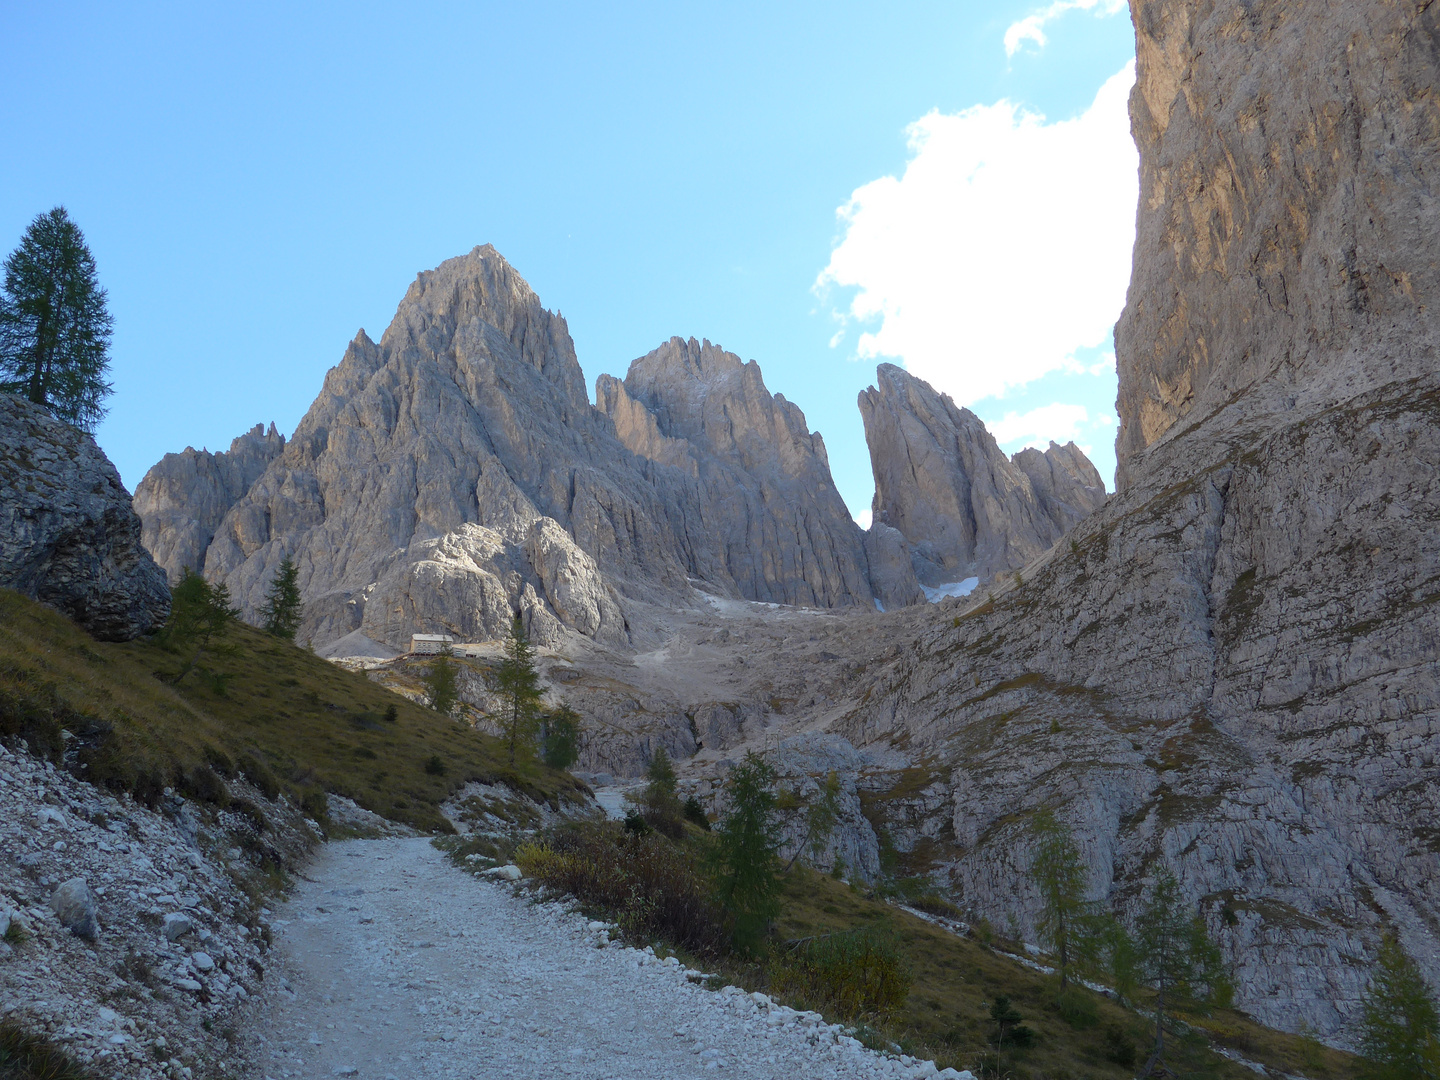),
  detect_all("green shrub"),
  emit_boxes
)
[383,703,398,723]
[183,763,231,808]
[772,928,912,1020]
[515,822,726,955]
[424,754,446,776]
[237,753,281,800]
[989,995,1034,1048]
[683,795,710,830]
[300,787,329,825]
[1102,1023,1137,1067]
[1053,985,1099,1028]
